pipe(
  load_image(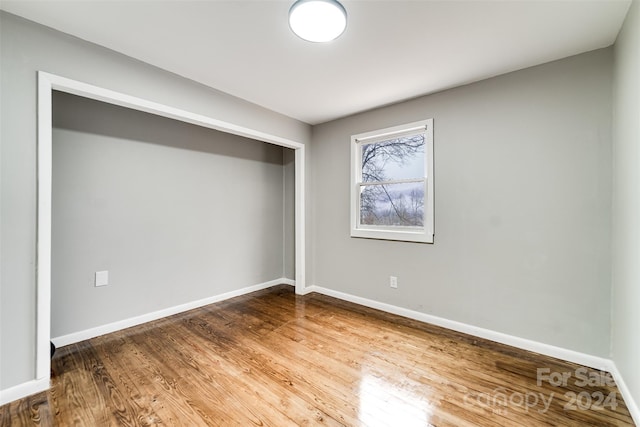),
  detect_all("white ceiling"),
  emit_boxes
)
[1,0,631,125]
